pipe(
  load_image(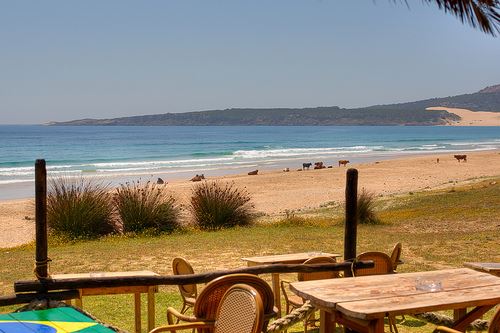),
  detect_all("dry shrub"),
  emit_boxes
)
[113,181,180,233]
[190,181,254,230]
[357,188,380,224]
[47,177,115,239]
